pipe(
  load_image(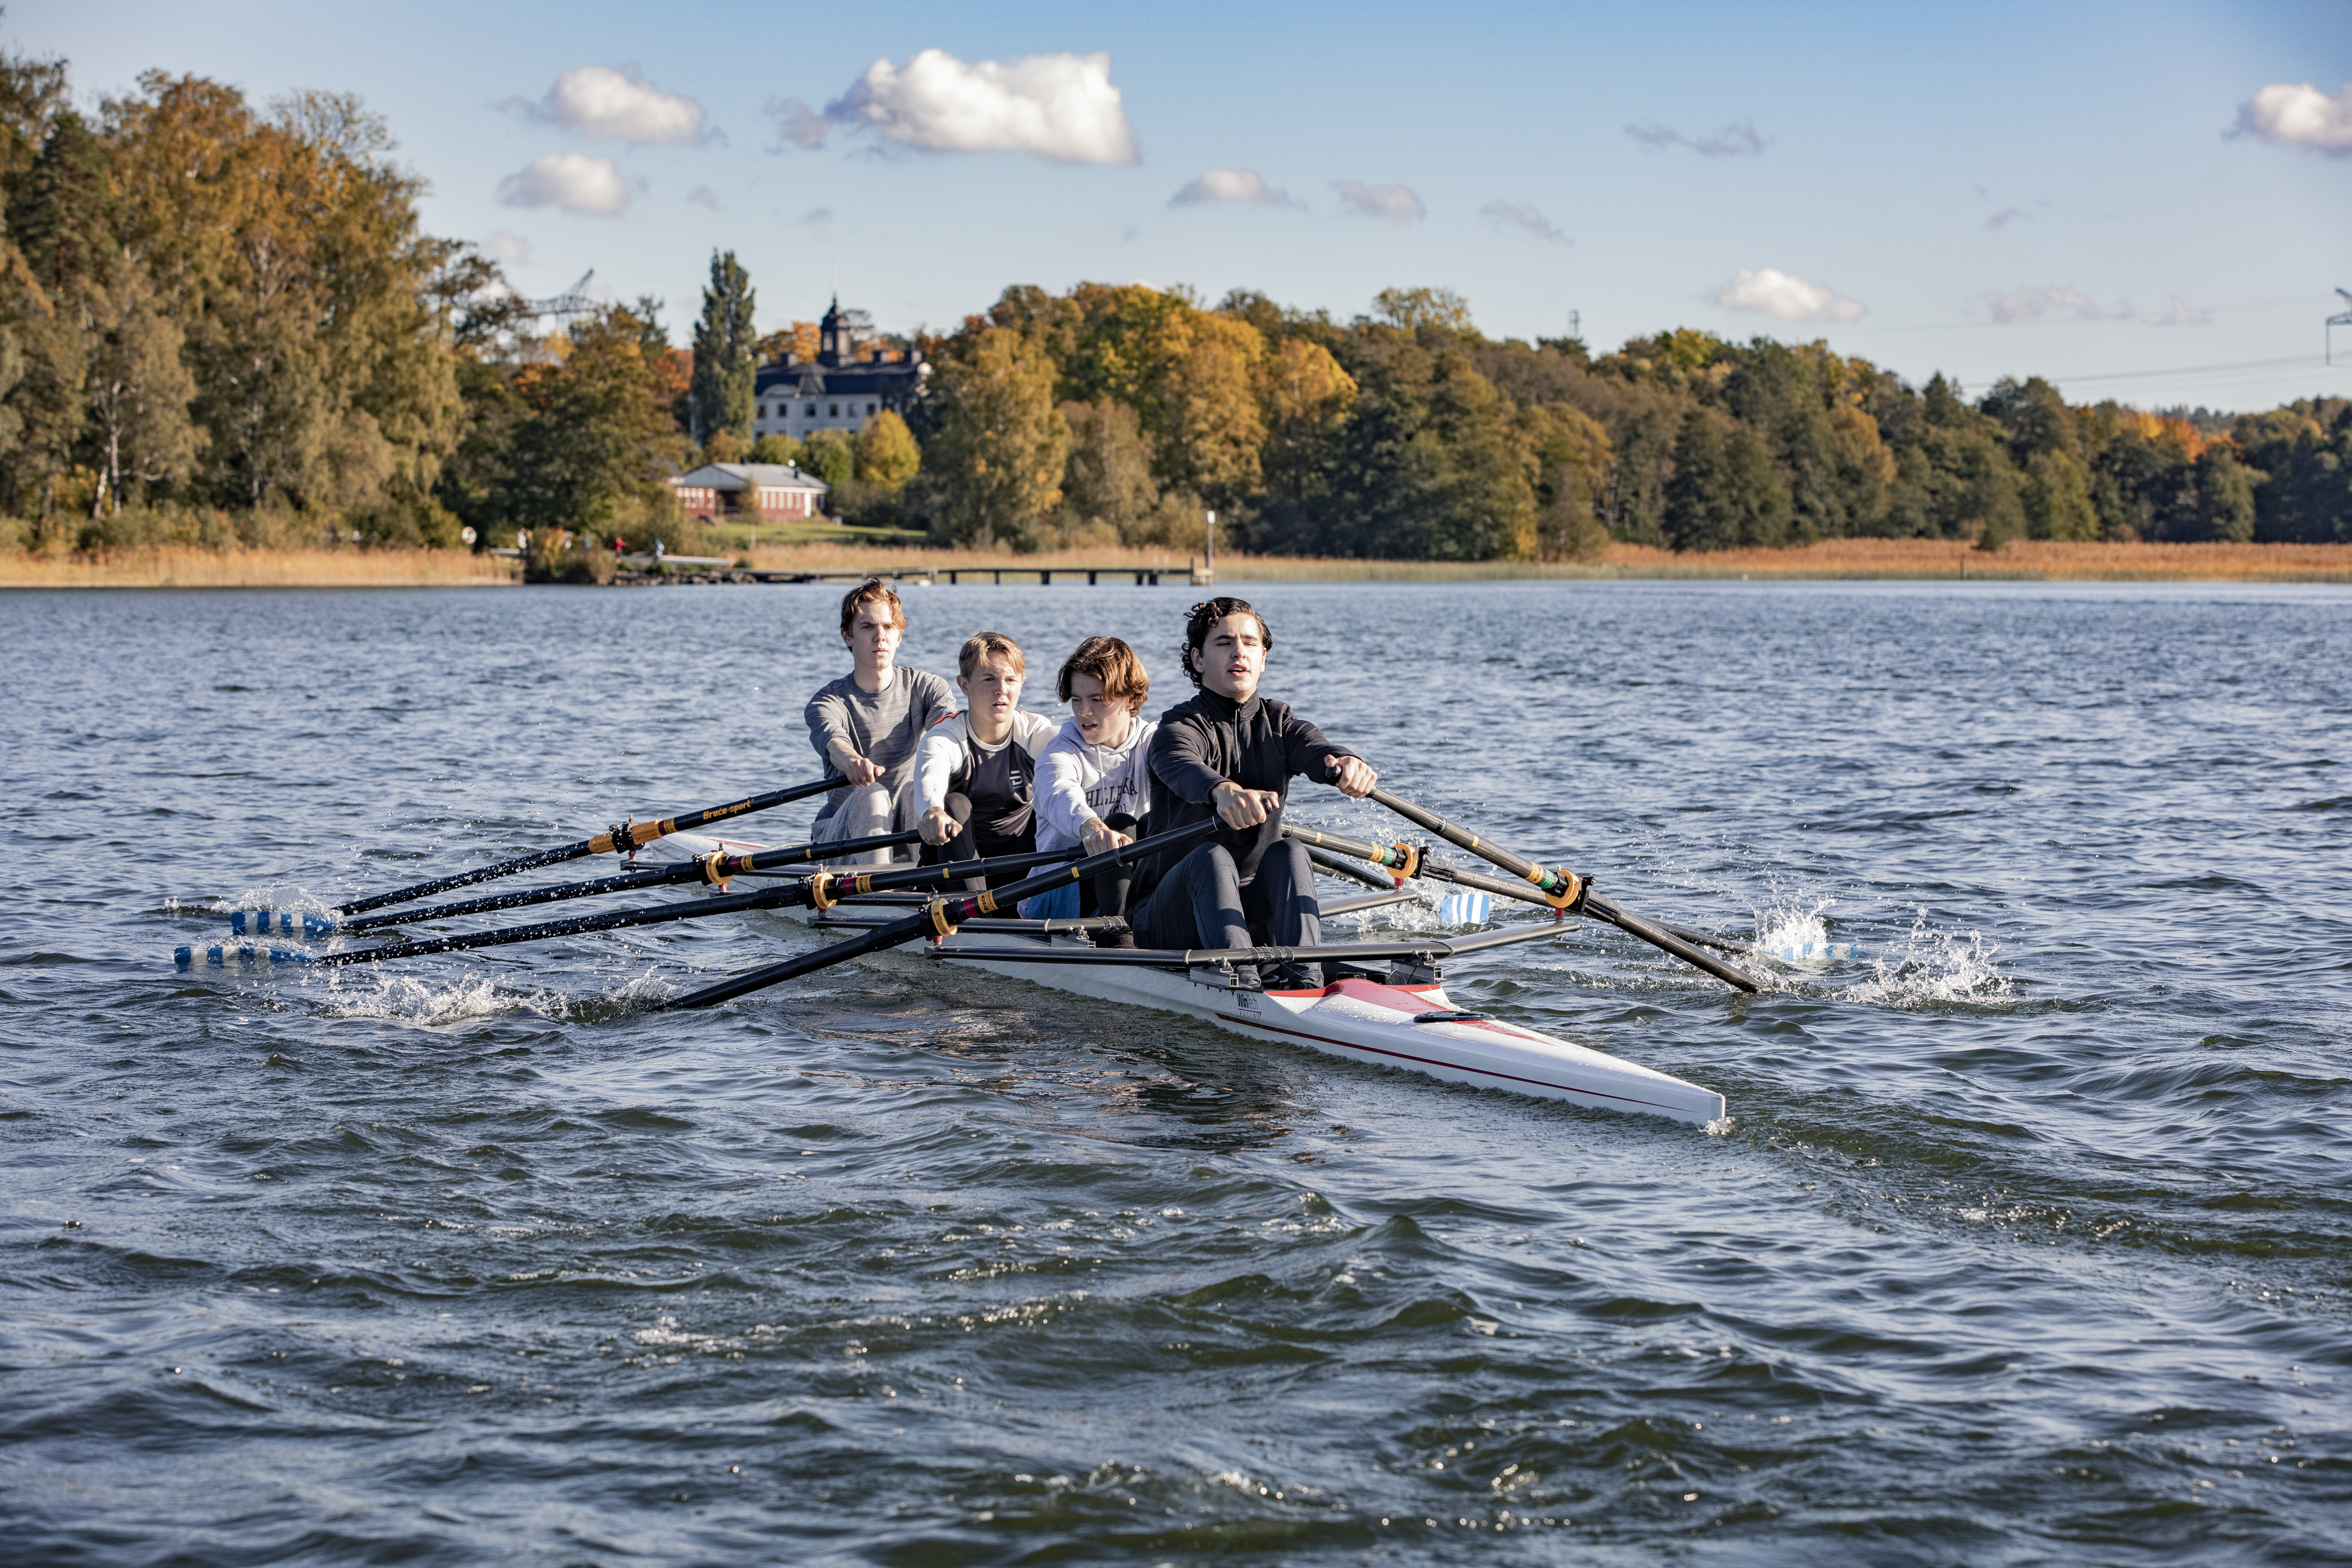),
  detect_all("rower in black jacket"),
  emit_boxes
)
[1127,596,1378,990]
